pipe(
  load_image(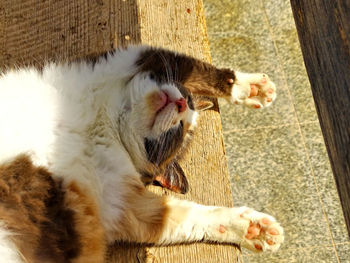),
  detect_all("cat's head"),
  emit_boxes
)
[110,48,215,189]
[118,68,198,178]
